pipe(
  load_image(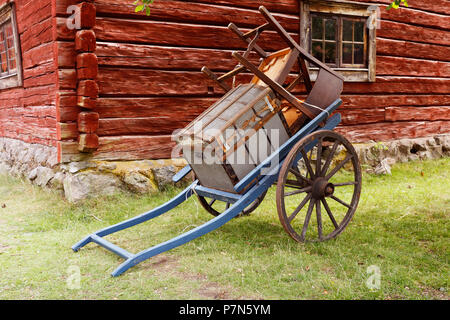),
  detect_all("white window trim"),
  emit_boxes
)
[300,0,378,82]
